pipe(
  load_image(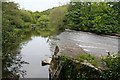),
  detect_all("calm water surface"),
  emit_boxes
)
[21,36,52,78]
